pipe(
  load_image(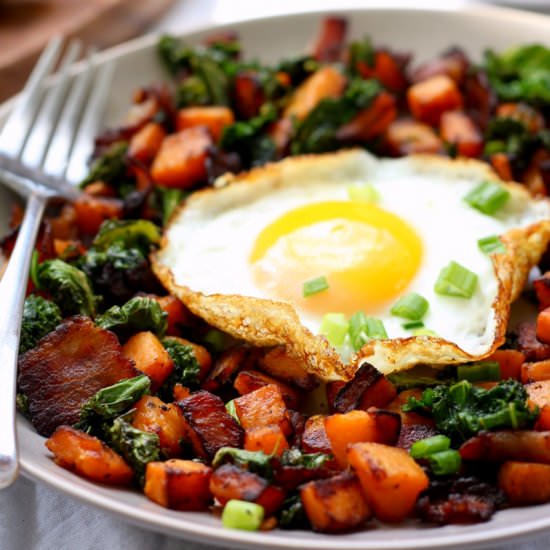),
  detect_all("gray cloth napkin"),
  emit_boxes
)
[1,475,549,550]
